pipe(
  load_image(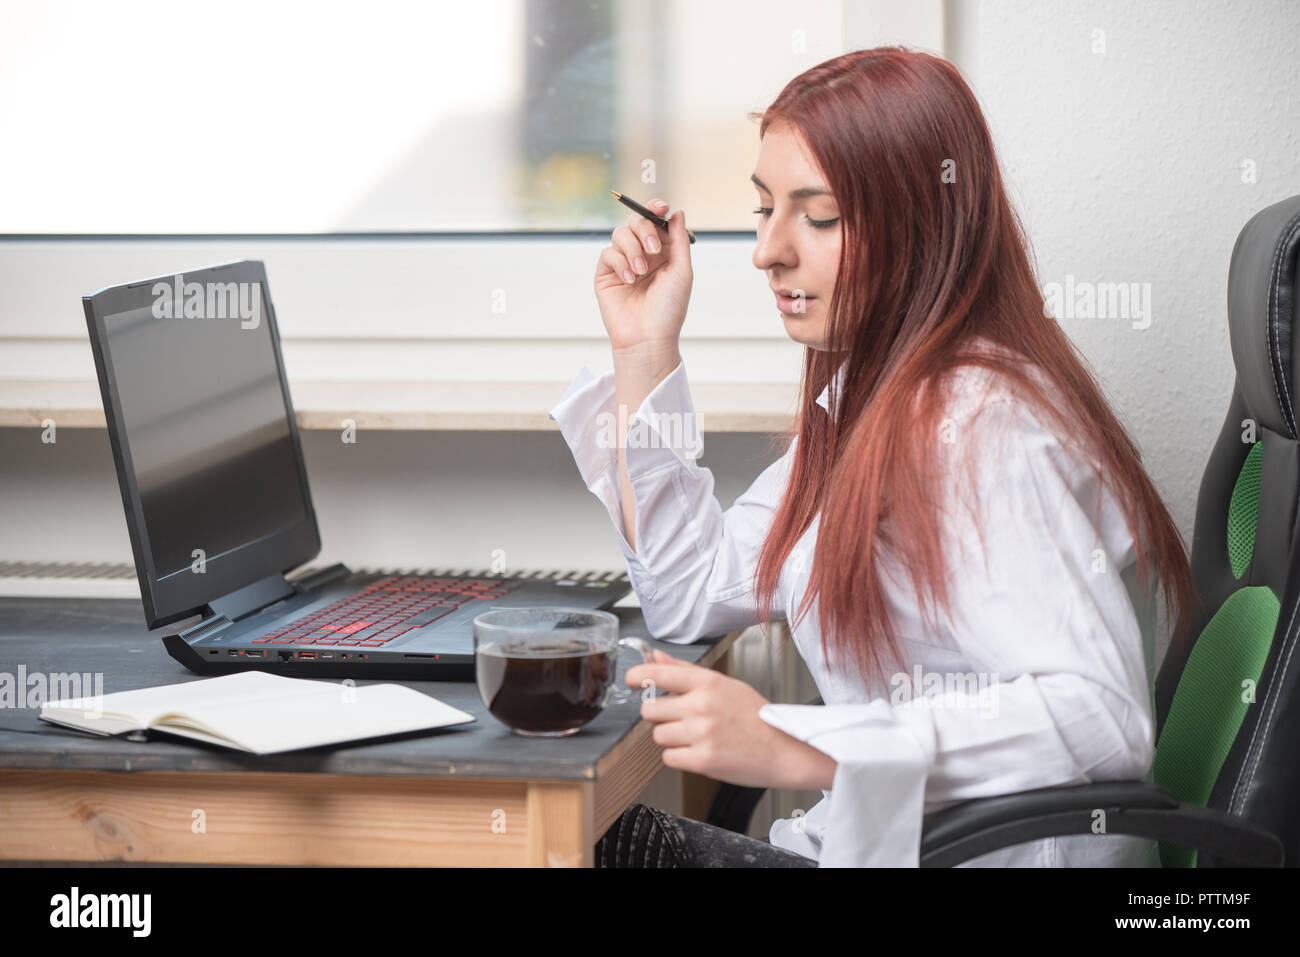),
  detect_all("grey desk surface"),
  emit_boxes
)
[0,597,724,781]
